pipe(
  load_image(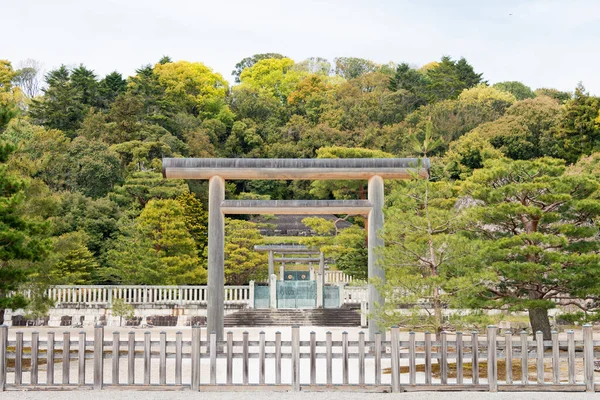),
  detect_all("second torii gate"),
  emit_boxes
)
[162,158,429,339]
